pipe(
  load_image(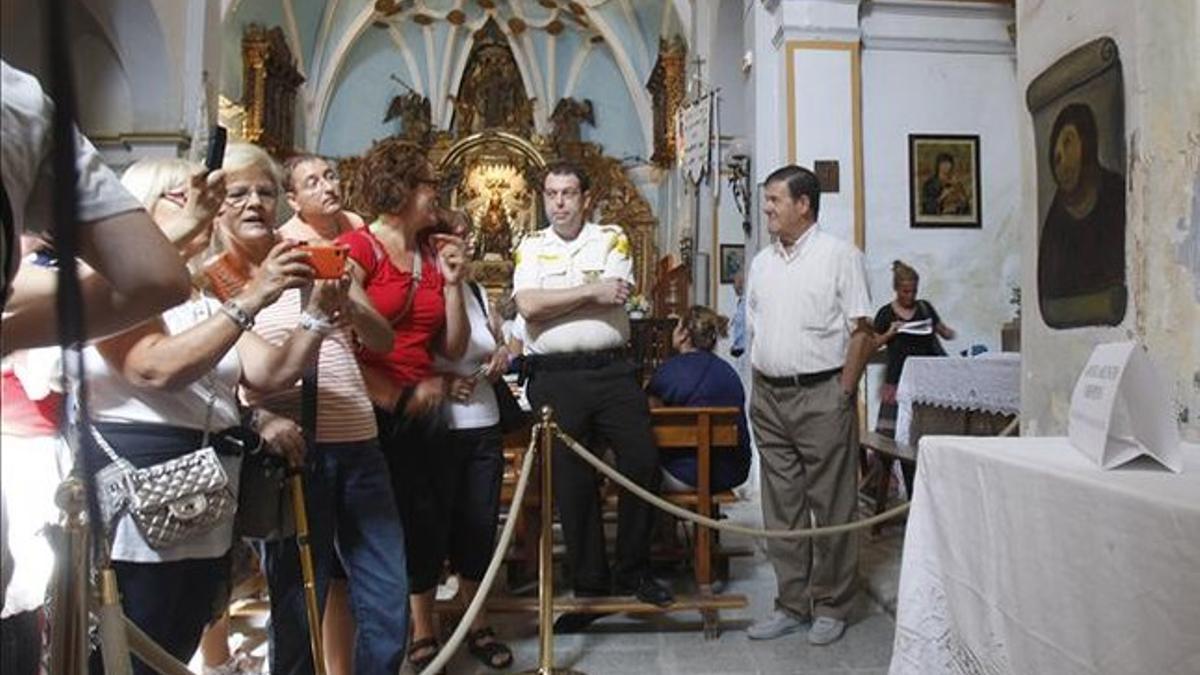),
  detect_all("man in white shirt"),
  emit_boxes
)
[513,162,673,632]
[251,154,405,675]
[745,165,874,646]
